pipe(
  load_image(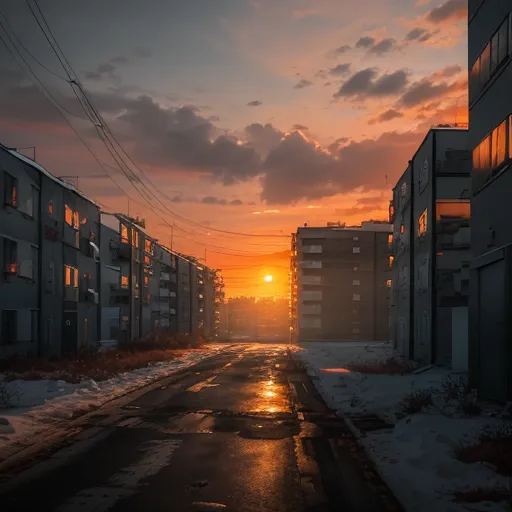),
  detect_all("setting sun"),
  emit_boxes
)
[264,275,273,283]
